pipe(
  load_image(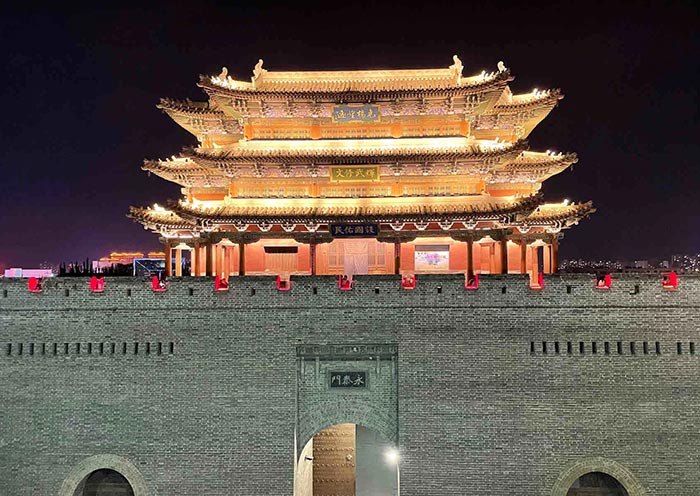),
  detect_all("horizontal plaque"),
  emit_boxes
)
[330,371,367,388]
[329,165,380,182]
[332,104,380,122]
[330,223,379,237]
